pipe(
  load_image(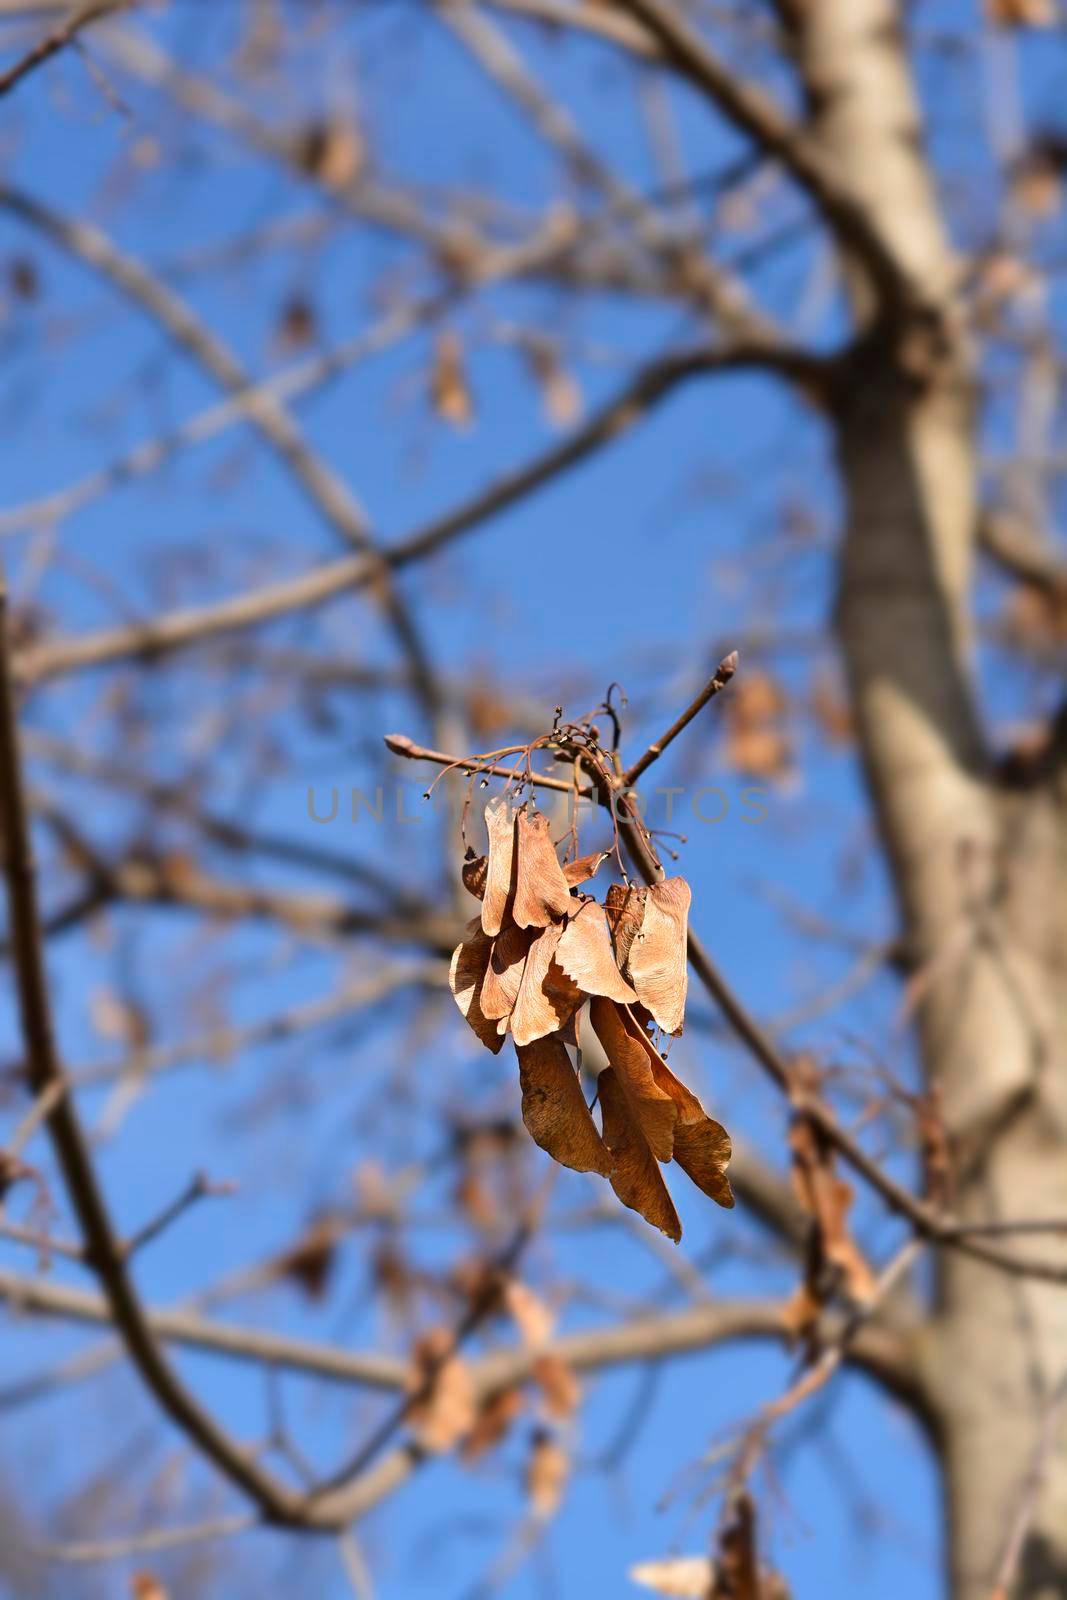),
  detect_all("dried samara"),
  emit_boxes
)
[449,798,732,1240]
